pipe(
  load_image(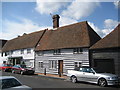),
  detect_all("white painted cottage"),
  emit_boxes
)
[0,39,7,66]
[35,15,101,75]
[2,30,46,68]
